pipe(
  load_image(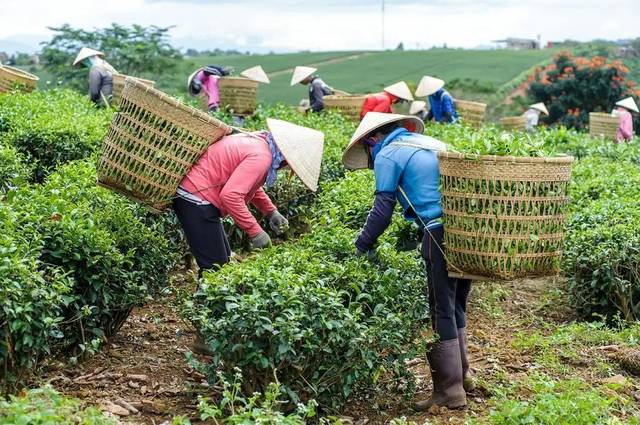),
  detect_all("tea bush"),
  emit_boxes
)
[186,172,427,407]
[0,140,32,192]
[0,89,112,181]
